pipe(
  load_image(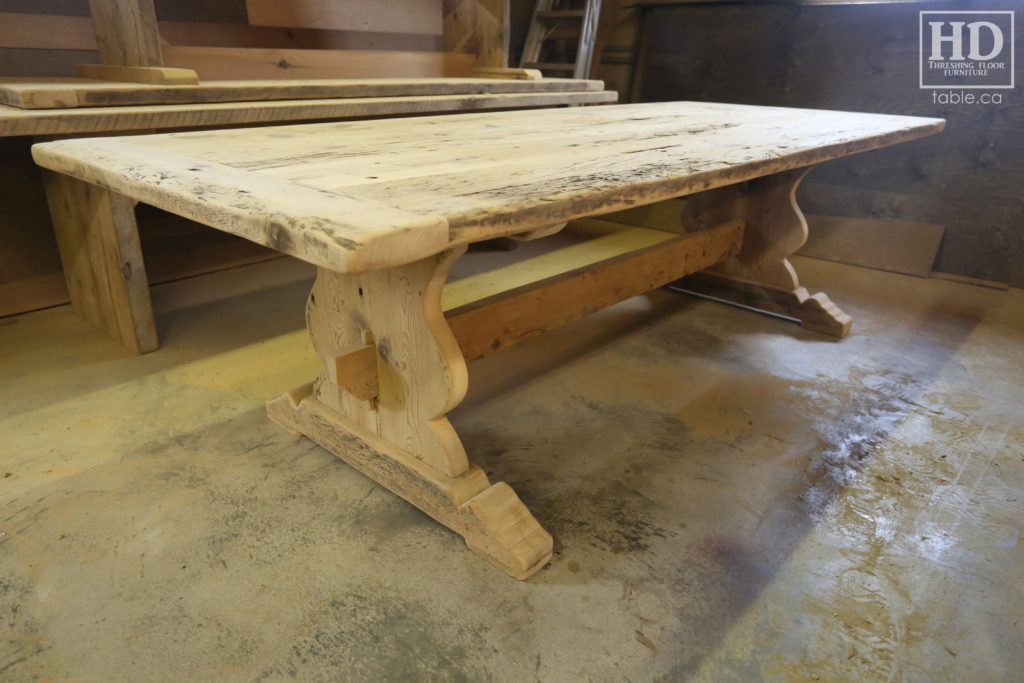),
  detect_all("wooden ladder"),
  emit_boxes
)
[519,0,602,80]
